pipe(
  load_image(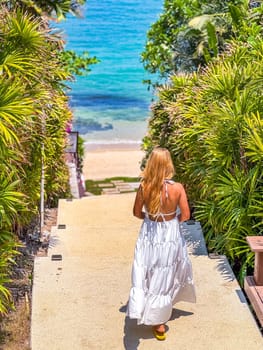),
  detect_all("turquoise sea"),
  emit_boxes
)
[58,0,162,144]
